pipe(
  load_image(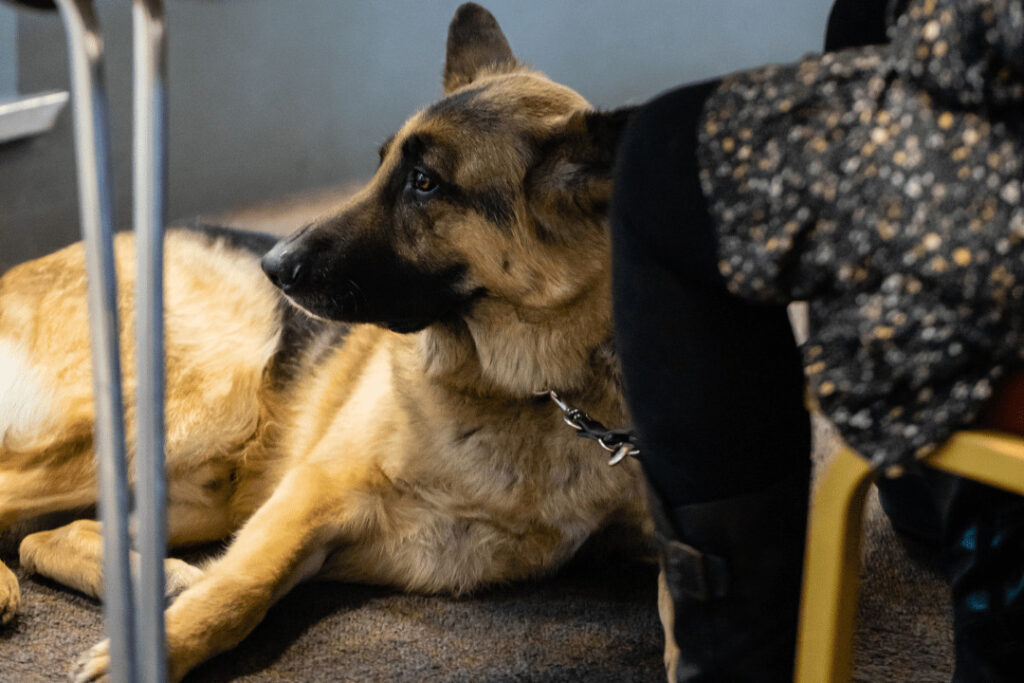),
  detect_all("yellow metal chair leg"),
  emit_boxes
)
[928,431,1024,497]
[795,430,1024,682]
[795,446,876,683]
